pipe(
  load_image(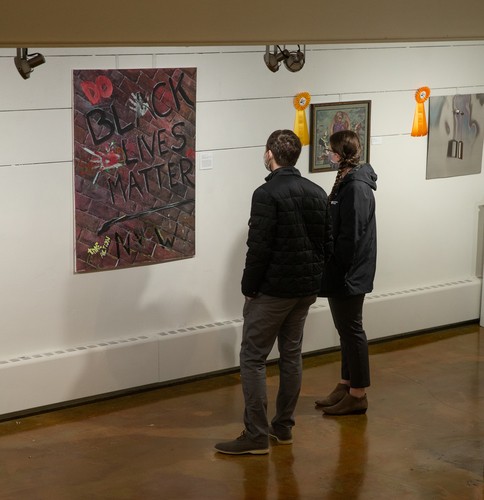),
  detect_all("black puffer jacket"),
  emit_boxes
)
[320,163,377,297]
[241,167,331,298]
